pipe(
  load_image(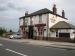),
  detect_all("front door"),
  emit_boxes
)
[28,26,33,39]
